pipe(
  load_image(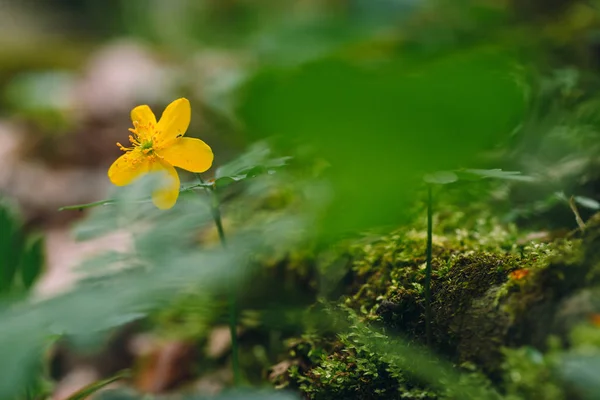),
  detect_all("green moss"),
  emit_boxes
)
[284,208,598,398]
[158,211,600,398]
[283,329,436,400]
[341,223,529,358]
